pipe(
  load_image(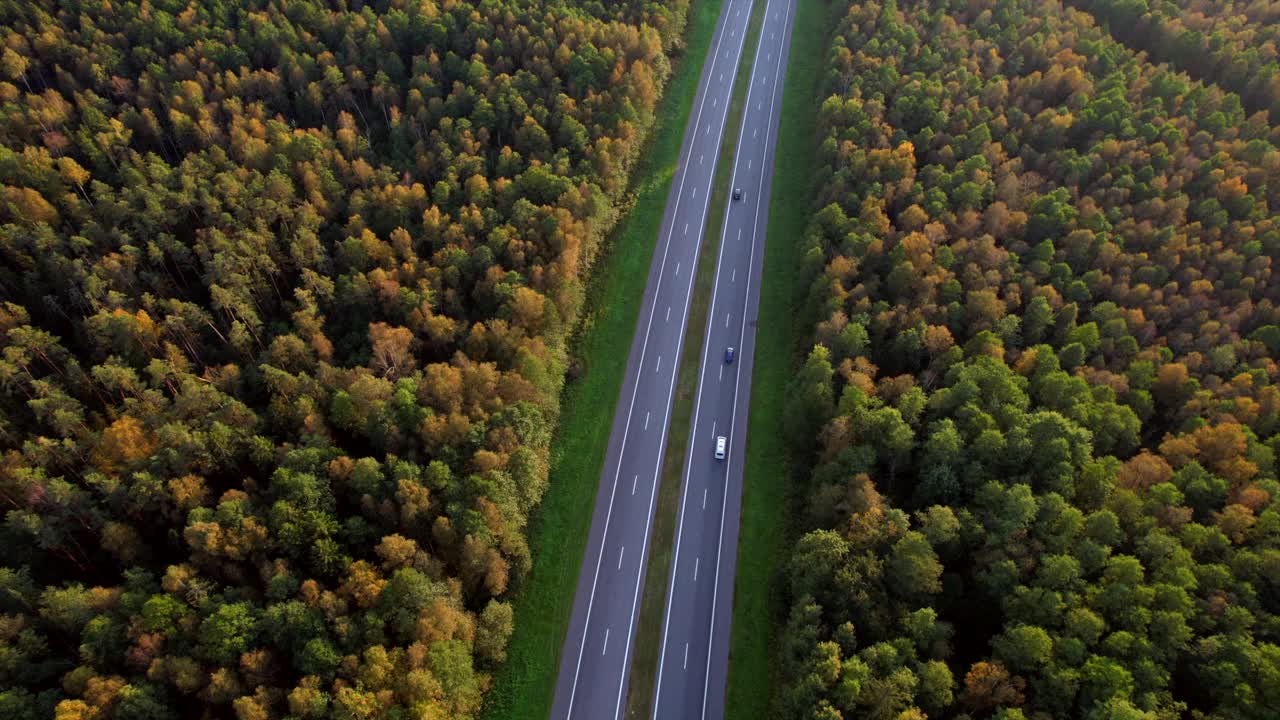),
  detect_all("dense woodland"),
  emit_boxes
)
[780,0,1280,718]
[0,0,688,717]
[1070,0,1280,123]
